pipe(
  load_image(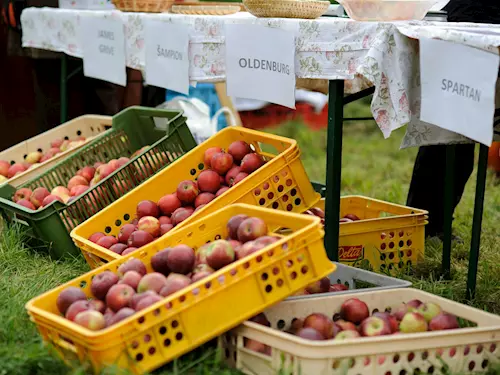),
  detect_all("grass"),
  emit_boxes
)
[1,99,499,374]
